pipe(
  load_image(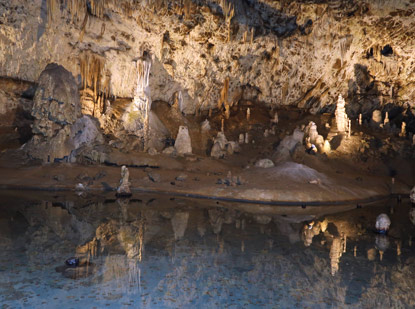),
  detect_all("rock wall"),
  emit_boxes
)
[0,0,414,118]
